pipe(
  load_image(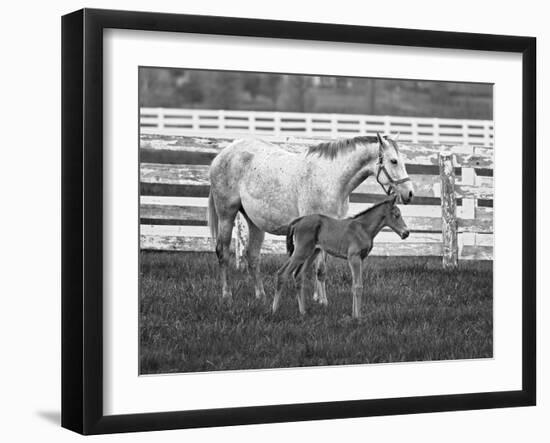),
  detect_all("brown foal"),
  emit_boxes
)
[273,195,410,318]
